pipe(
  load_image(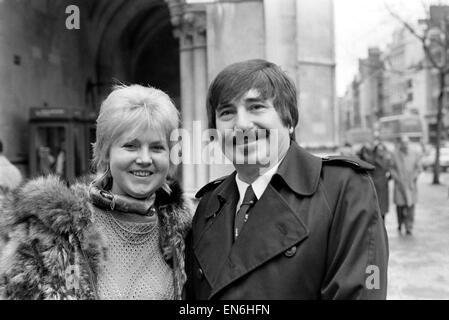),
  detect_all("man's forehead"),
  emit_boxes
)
[230,88,269,103]
[242,88,262,99]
